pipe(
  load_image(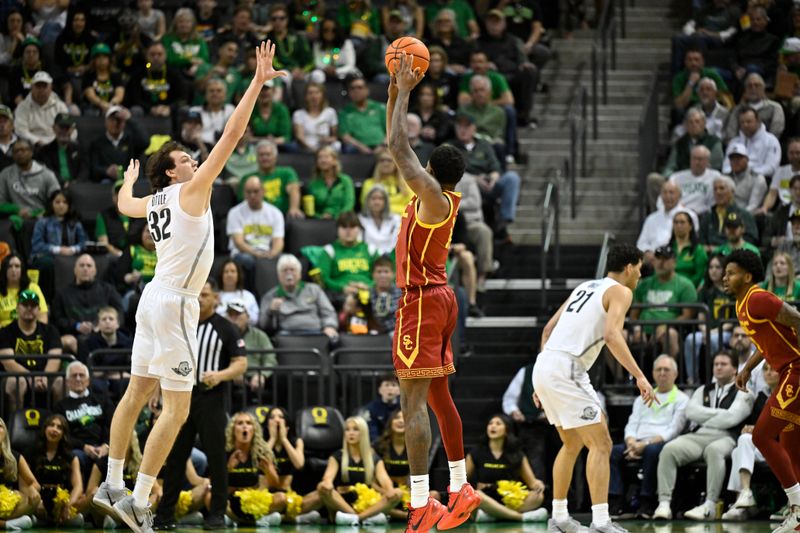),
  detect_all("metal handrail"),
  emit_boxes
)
[540,171,561,314]
[595,232,616,279]
[590,0,624,140]
[569,86,588,218]
[638,71,660,223]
